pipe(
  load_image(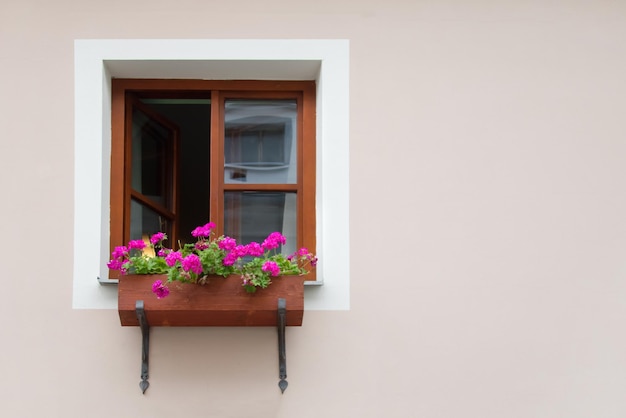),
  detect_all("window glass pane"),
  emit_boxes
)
[224,100,297,184]
[130,199,171,245]
[131,109,170,205]
[140,99,212,246]
[224,192,297,255]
